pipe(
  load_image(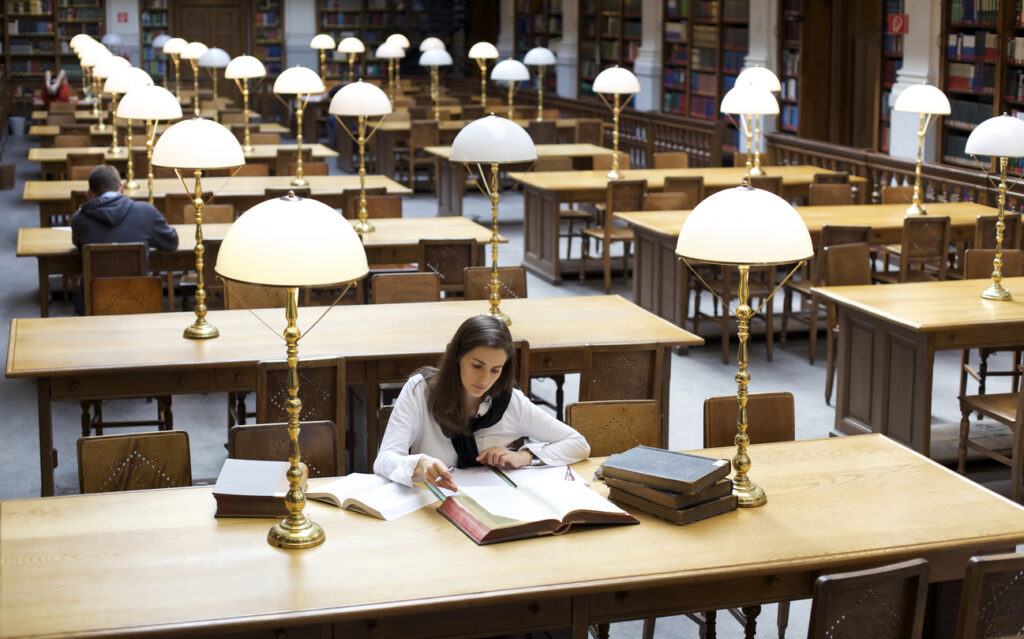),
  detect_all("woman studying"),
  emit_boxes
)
[373,316,591,491]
